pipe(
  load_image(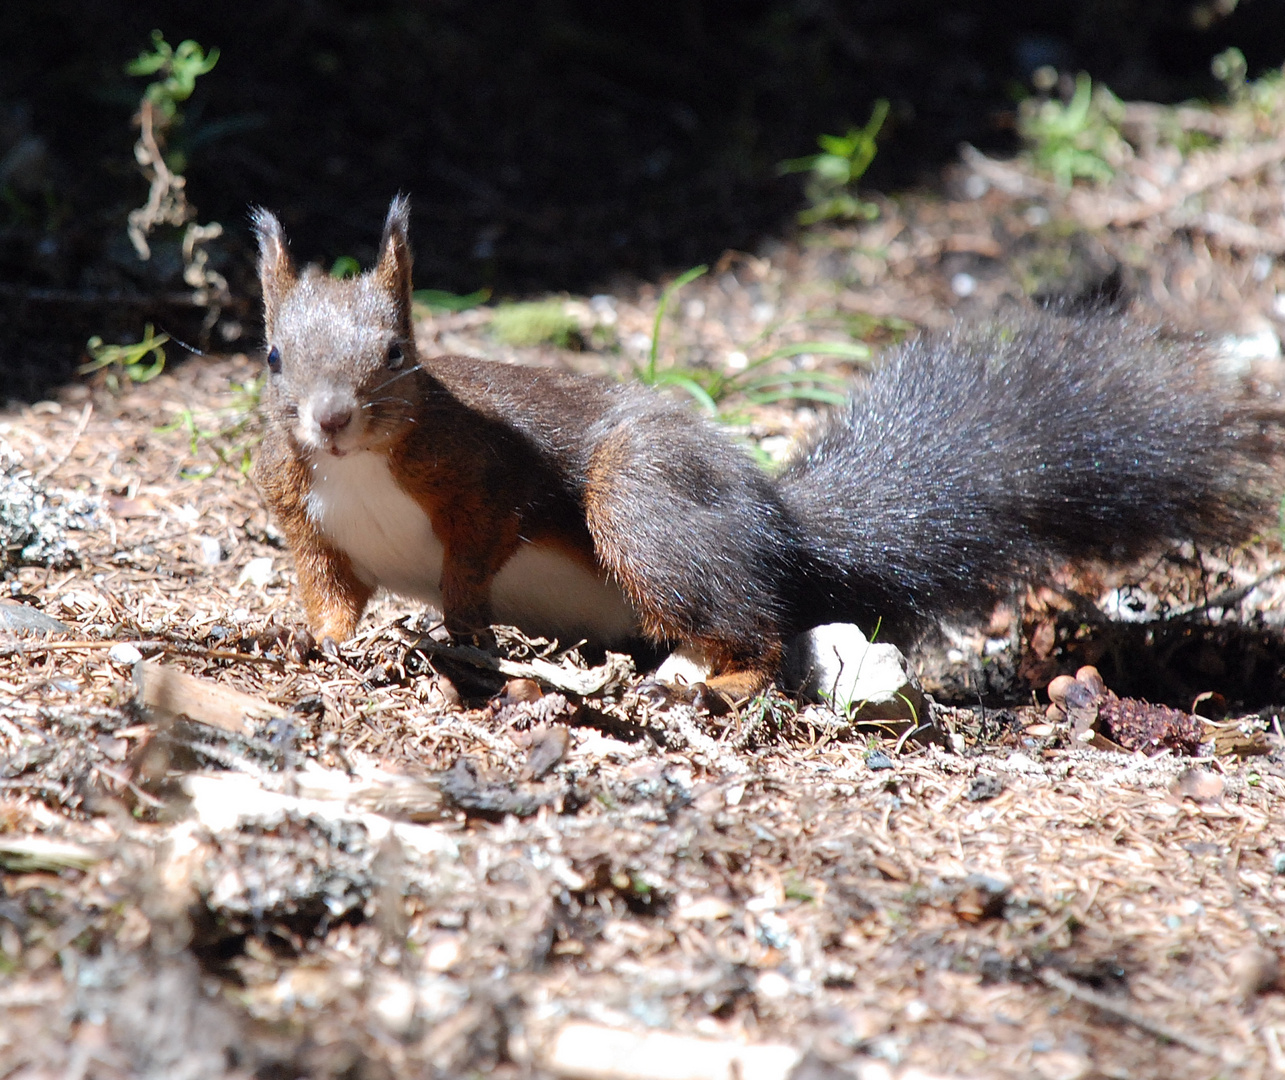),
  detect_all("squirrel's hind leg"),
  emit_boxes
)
[583,415,794,695]
[699,645,781,704]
